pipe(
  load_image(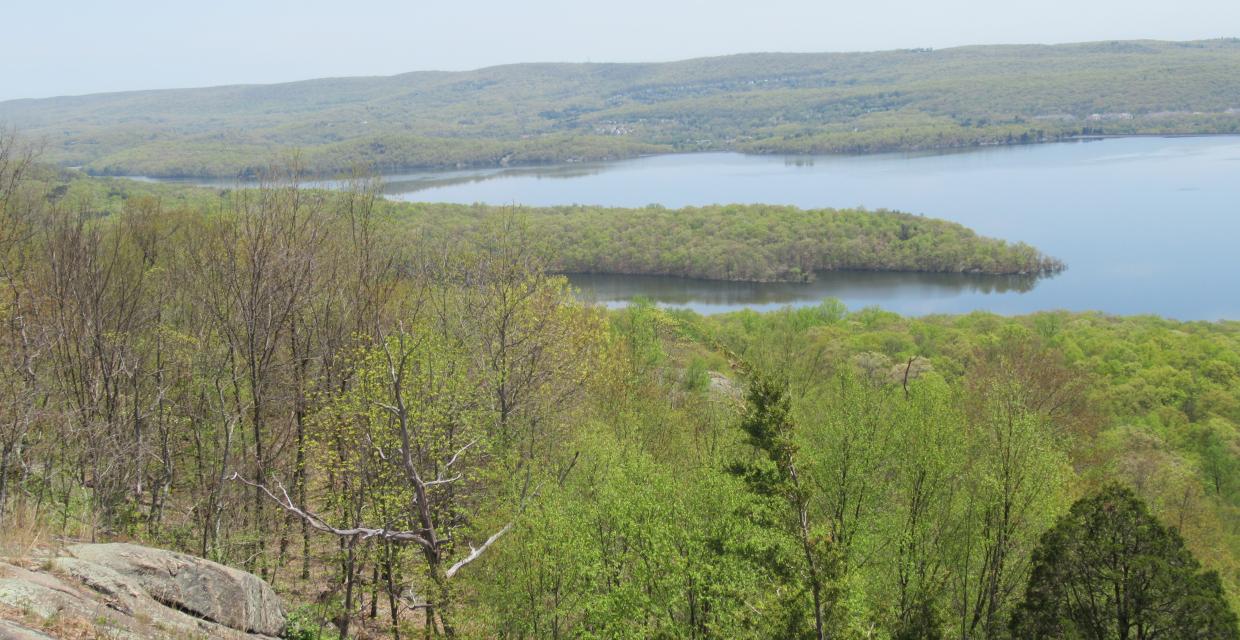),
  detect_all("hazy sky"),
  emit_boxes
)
[3,0,1238,101]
